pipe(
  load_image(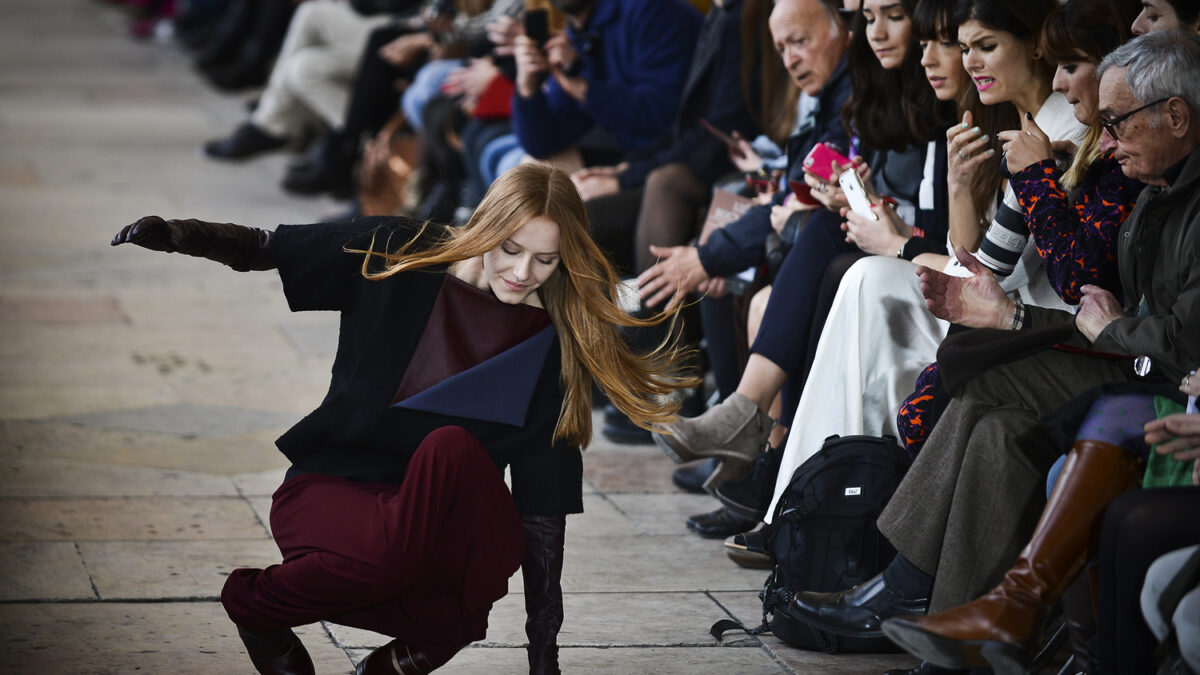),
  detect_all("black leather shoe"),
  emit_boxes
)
[884,660,969,675]
[779,573,927,653]
[685,506,758,539]
[601,403,651,444]
[356,640,453,675]
[715,441,782,520]
[672,459,719,493]
[236,626,315,675]
[204,122,286,160]
[281,132,357,198]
